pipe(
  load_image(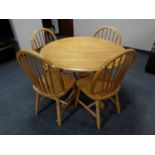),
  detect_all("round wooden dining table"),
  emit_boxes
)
[40,36,125,72]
